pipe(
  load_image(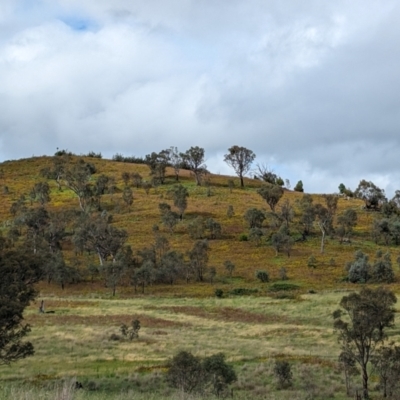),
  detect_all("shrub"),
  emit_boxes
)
[255,270,269,283]
[215,289,224,298]
[238,233,248,241]
[347,250,370,283]
[120,319,140,340]
[273,360,293,389]
[269,282,299,292]
[371,252,394,283]
[166,351,236,396]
